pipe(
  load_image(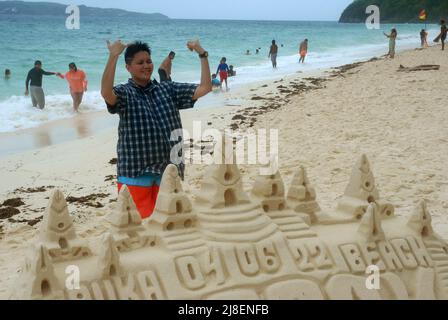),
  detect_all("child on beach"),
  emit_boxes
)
[216,57,230,90]
[211,73,221,89]
[101,39,212,219]
[384,28,398,59]
[299,39,308,63]
[57,63,88,112]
